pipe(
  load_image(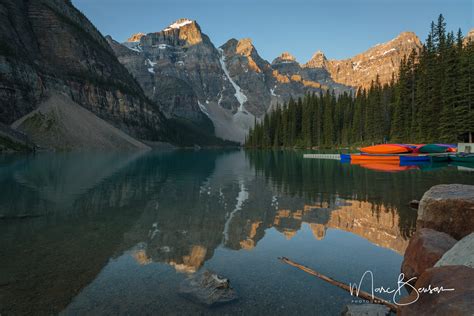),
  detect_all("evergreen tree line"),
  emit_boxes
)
[245,15,473,148]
